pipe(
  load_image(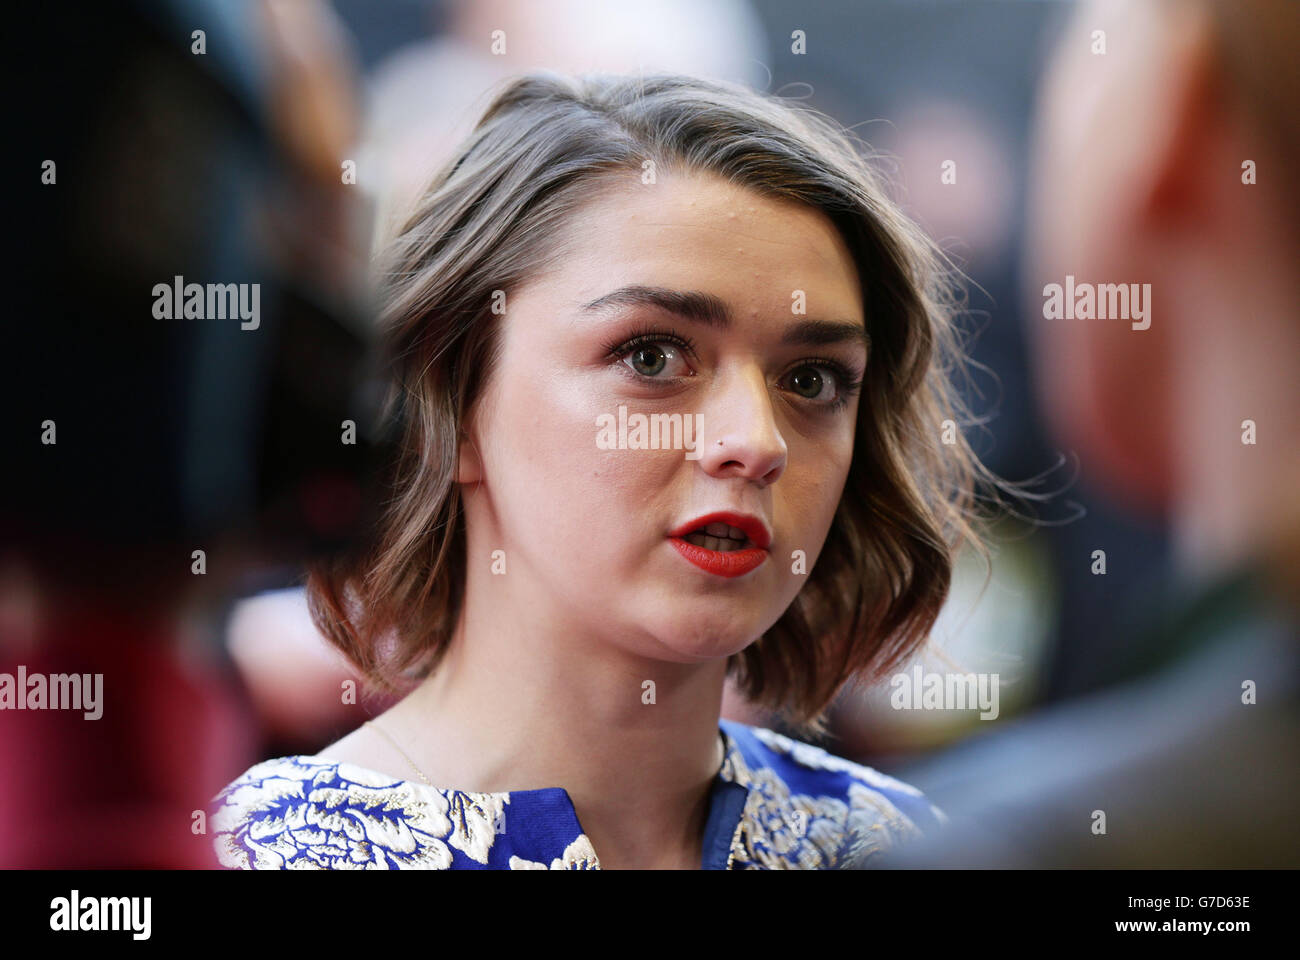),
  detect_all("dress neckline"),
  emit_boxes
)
[304,721,752,869]
[307,721,745,799]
